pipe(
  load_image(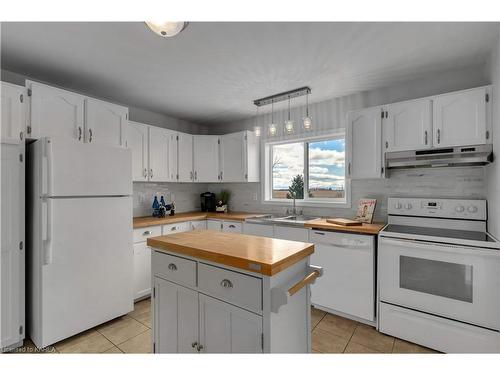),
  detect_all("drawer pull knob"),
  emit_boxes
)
[220,279,233,288]
[168,263,177,271]
[143,230,152,236]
